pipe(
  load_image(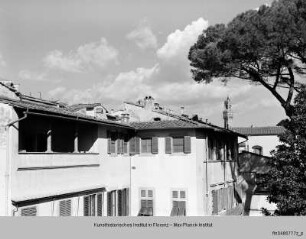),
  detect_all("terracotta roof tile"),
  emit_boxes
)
[232,126,285,136]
